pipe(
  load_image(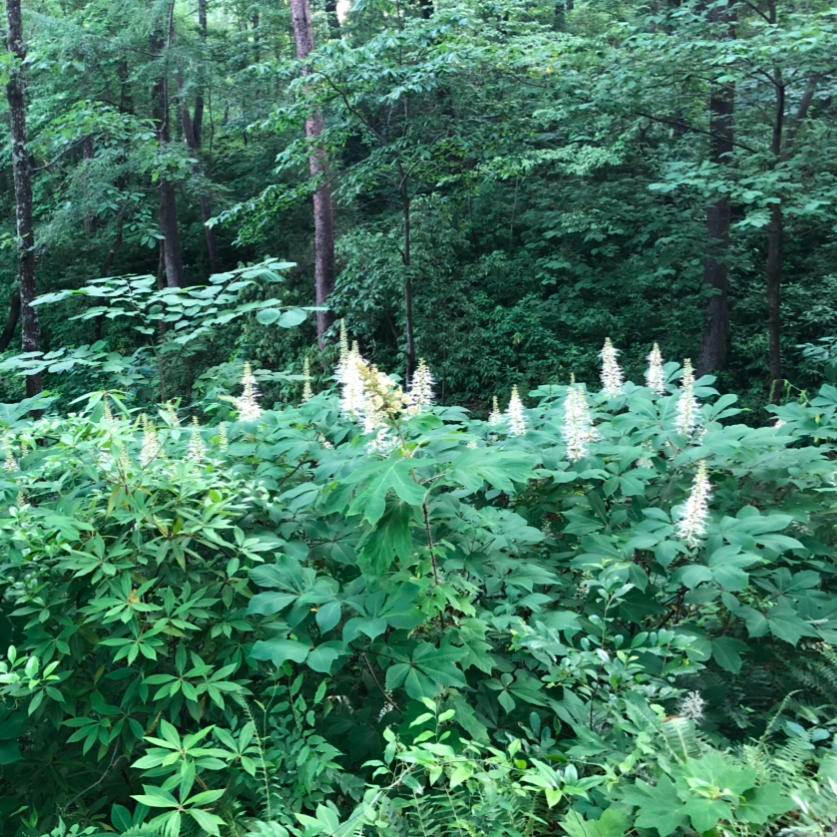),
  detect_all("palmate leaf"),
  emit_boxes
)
[385,642,468,699]
[448,448,538,493]
[344,458,427,525]
[737,784,796,824]
[621,776,686,837]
